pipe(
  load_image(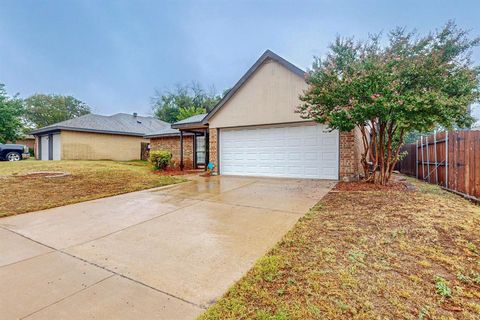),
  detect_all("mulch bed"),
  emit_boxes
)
[334,180,408,191]
[153,168,204,176]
